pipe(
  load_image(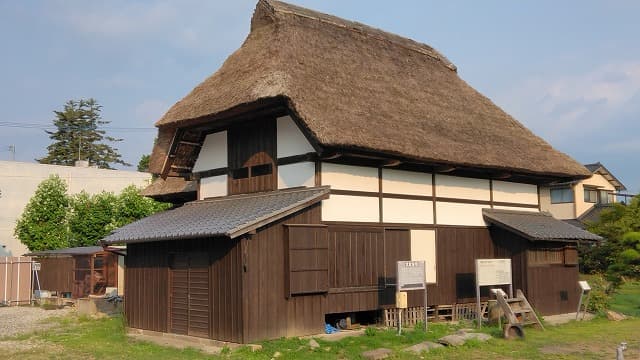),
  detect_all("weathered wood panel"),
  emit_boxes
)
[243,203,325,343]
[36,257,75,294]
[125,242,169,333]
[228,118,277,194]
[286,225,329,295]
[526,265,579,315]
